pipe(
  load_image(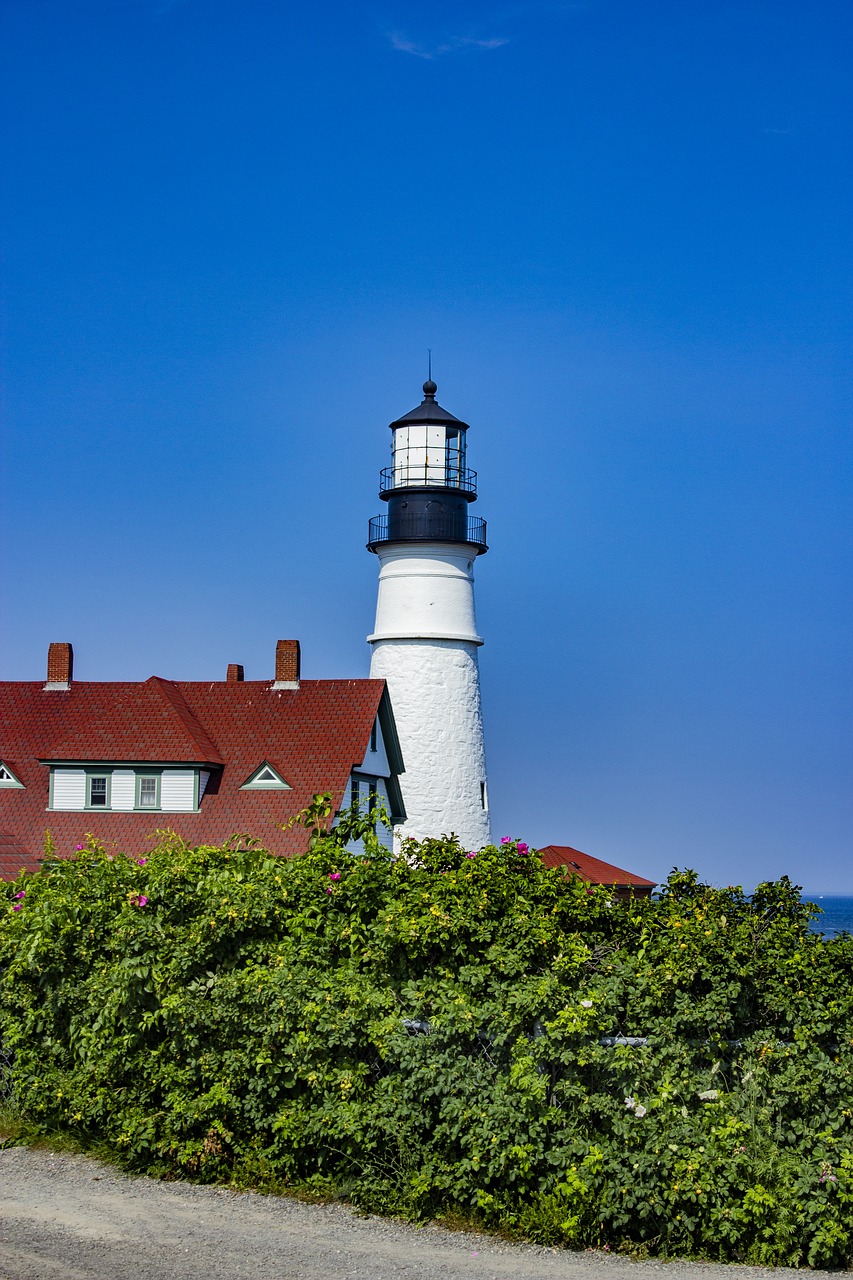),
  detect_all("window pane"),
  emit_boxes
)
[90,777,107,806]
[139,778,157,807]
